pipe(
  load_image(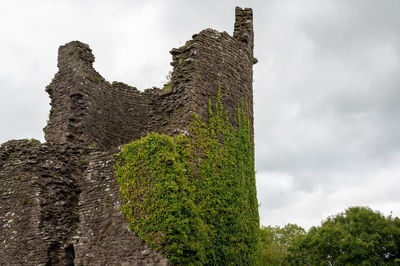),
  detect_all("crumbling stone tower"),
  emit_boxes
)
[0,7,255,265]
